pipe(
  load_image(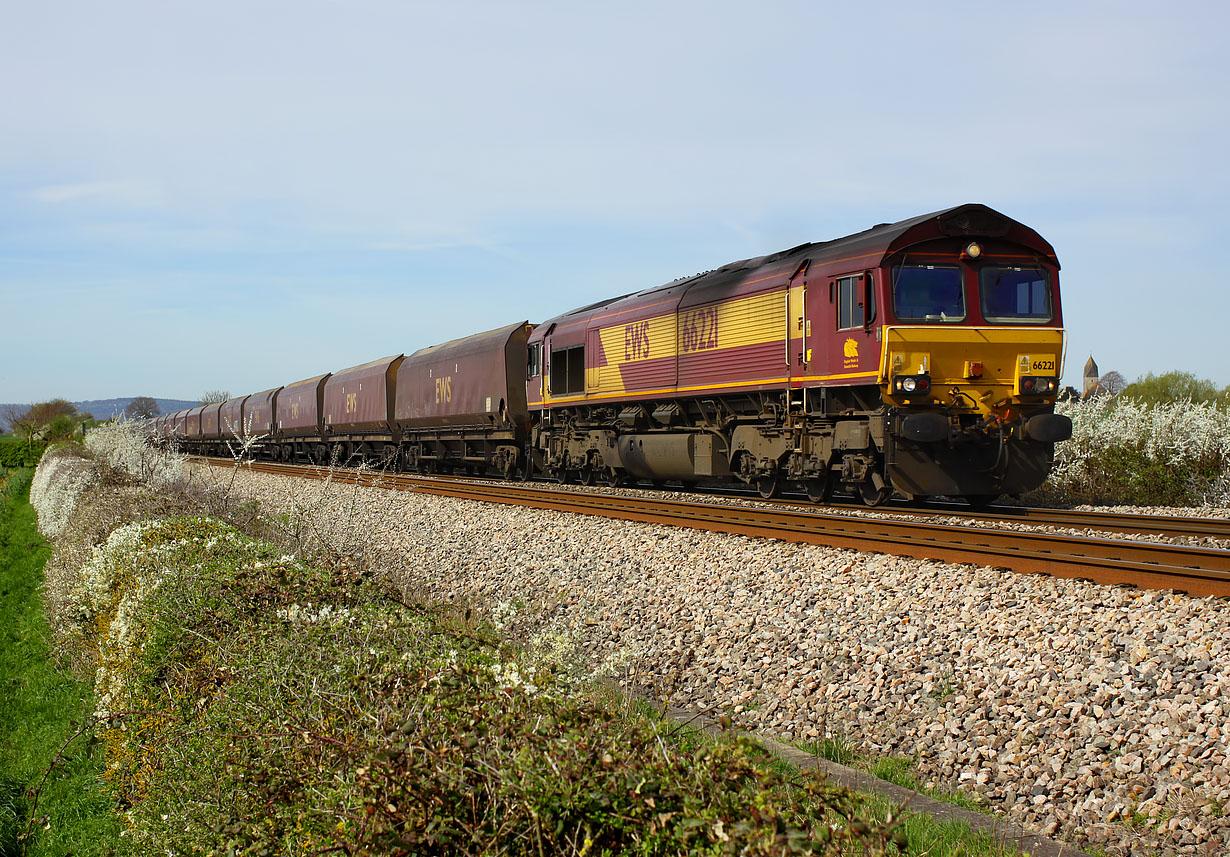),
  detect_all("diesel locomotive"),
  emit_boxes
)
[158,203,1072,507]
